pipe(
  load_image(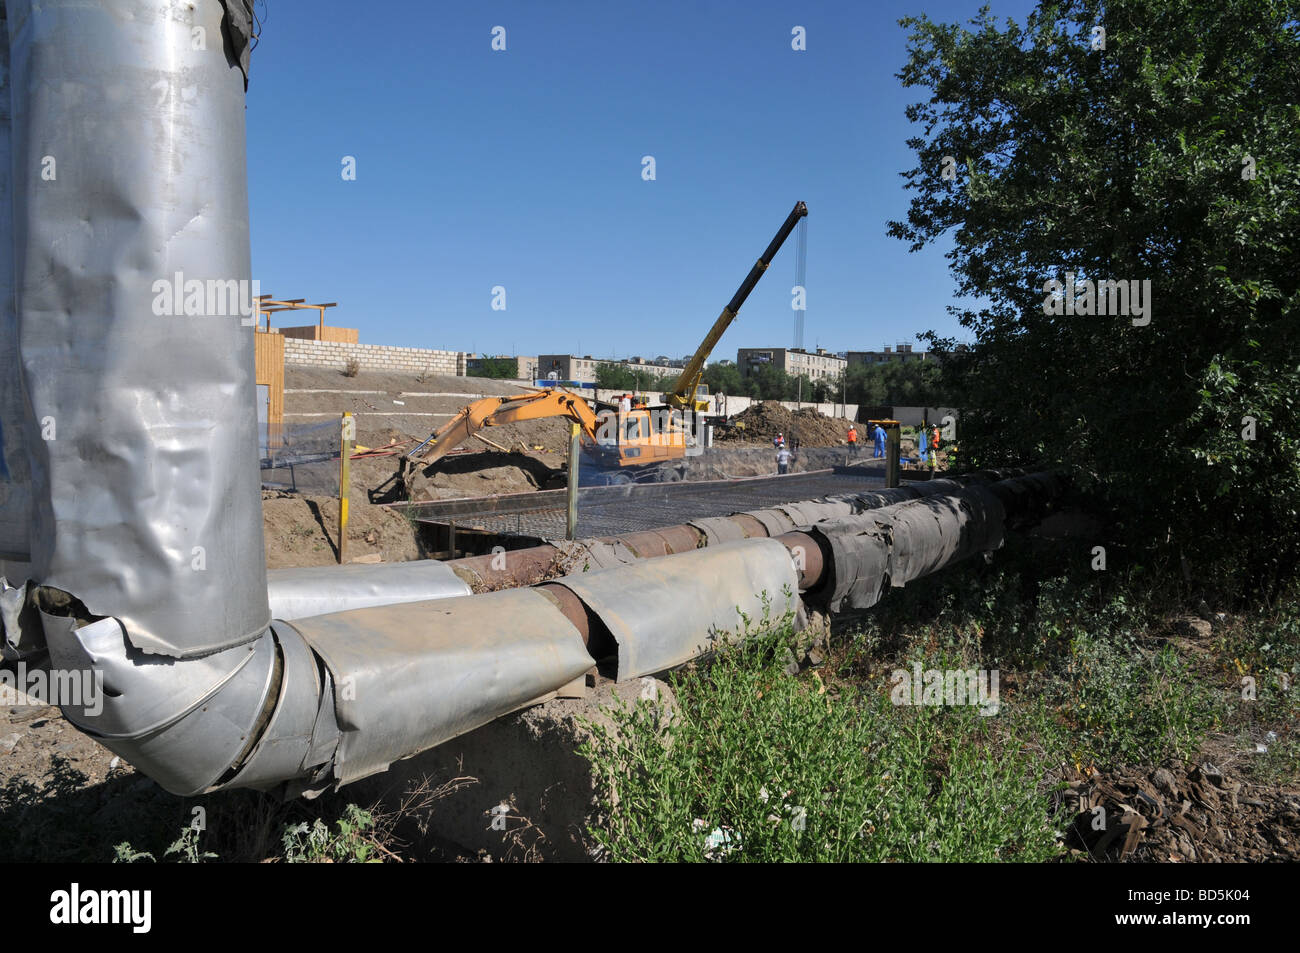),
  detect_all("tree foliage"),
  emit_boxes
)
[595,362,670,391]
[466,357,519,380]
[844,361,946,407]
[891,0,1300,593]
